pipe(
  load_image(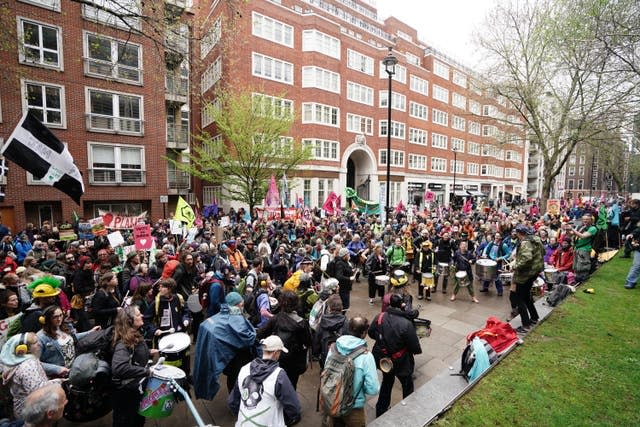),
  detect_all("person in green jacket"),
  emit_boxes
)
[568,214,598,283]
[512,224,544,333]
[386,237,406,271]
